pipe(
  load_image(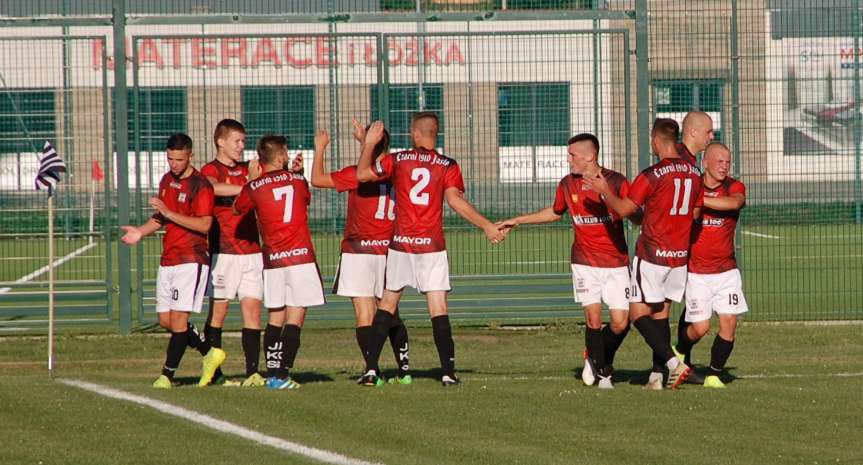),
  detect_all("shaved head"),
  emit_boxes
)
[702,142,732,183]
[704,141,730,161]
[682,111,715,154]
[682,111,712,131]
